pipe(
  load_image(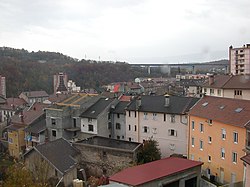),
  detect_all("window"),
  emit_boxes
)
[200,123,204,133]
[190,154,194,160]
[234,90,242,96]
[153,113,157,120]
[144,112,148,120]
[134,111,137,118]
[73,118,77,128]
[200,140,203,150]
[128,137,132,141]
[204,88,207,93]
[164,114,166,122]
[128,124,131,131]
[217,89,221,96]
[88,118,92,123]
[88,124,94,132]
[116,123,121,130]
[8,137,13,144]
[191,121,195,130]
[232,152,237,163]
[233,132,238,143]
[247,130,250,148]
[210,89,214,94]
[117,114,120,118]
[52,130,57,137]
[122,135,124,139]
[143,126,149,133]
[103,151,107,158]
[152,128,157,134]
[108,122,111,129]
[208,155,211,162]
[170,115,175,123]
[51,118,56,125]
[134,125,137,132]
[128,111,131,117]
[208,119,212,125]
[191,137,195,147]
[168,129,177,136]
[117,136,120,140]
[208,136,212,144]
[222,128,226,140]
[221,148,225,159]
